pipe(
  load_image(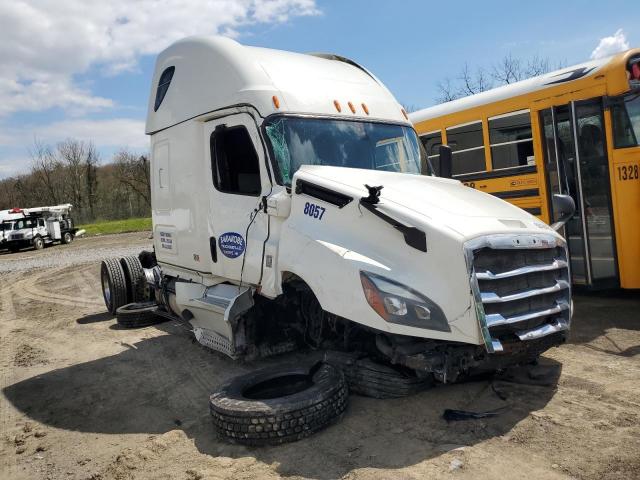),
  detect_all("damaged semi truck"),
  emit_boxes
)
[101,37,574,403]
